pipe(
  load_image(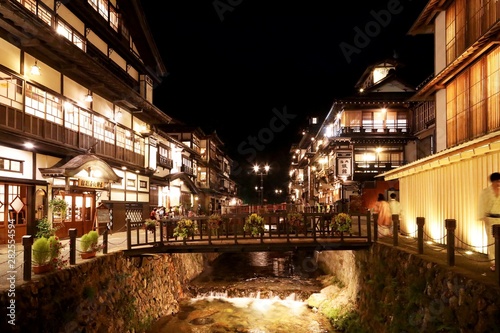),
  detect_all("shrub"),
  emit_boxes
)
[331,213,352,233]
[244,213,265,236]
[35,217,59,239]
[173,219,198,239]
[32,237,51,266]
[80,230,100,252]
